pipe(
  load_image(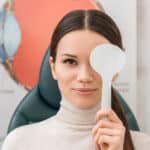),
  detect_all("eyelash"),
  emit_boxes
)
[63,59,77,65]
